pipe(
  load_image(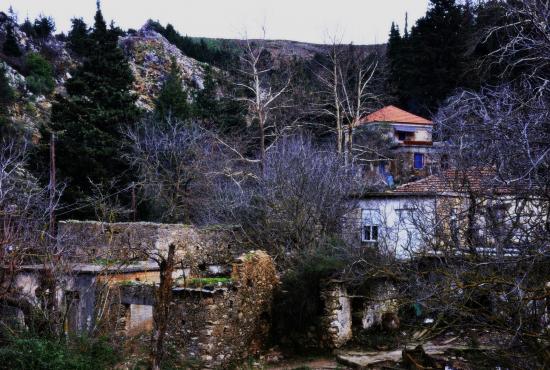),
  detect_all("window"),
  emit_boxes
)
[361,209,380,243]
[414,153,424,169]
[363,225,378,242]
[396,131,413,141]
